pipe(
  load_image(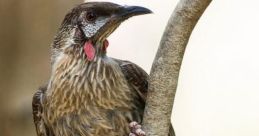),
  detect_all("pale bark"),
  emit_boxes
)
[142,0,212,135]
